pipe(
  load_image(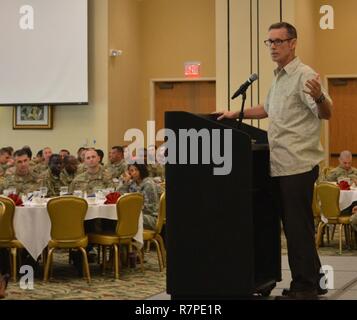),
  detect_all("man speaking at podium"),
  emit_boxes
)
[216,22,332,299]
